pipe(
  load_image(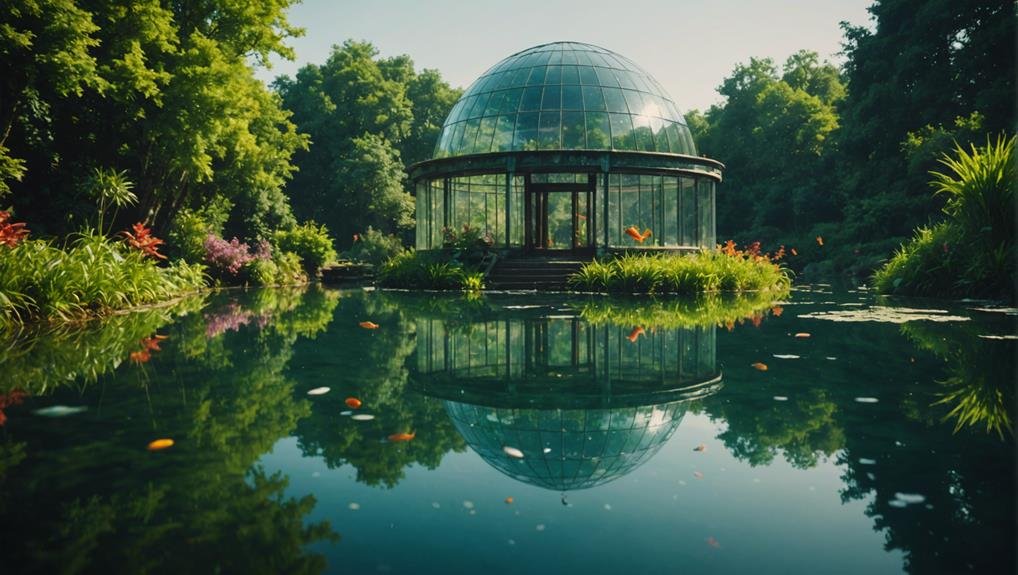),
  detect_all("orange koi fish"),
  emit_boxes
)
[751,362,768,371]
[147,438,174,451]
[794,332,811,339]
[624,226,652,243]
[359,321,379,329]
[504,496,514,504]
[345,397,363,409]
[388,431,415,442]
[791,247,798,256]
[816,236,824,246]
[627,326,645,343]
